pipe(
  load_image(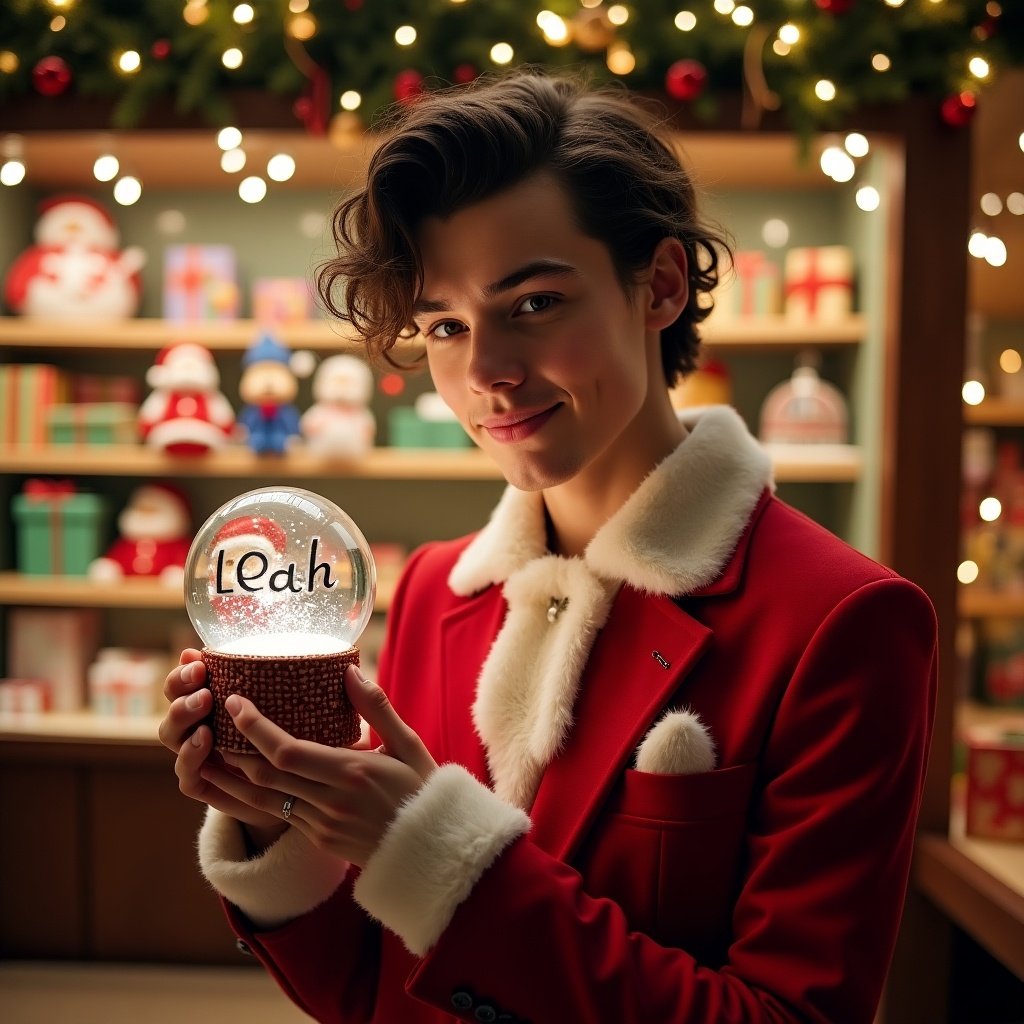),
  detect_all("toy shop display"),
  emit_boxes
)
[3,195,145,320]
[669,357,732,411]
[783,245,855,323]
[88,648,169,717]
[138,343,236,454]
[163,243,241,322]
[714,251,781,321]
[237,333,311,455]
[974,618,1024,707]
[389,391,470,448]
[6,607,102,712]
[11,478,107,576]
[252,277,313,325]
[301,354,376,458]
[964,724,1024,841]
[47,402,138,446]
[88,483,192,586]
[759,355,849,445]
[0,679,52,715]
[0,363,69,444]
